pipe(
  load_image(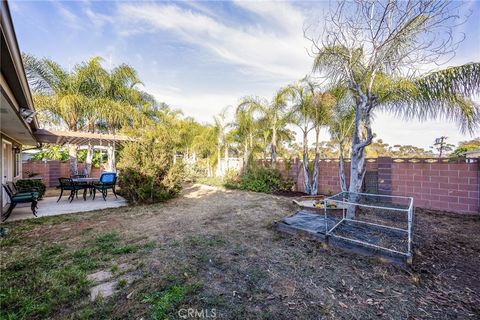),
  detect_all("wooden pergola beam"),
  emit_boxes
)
[34,129,133,146]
